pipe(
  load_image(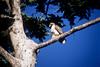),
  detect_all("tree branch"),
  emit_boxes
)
[0,14,13,19]
[36,17,100,49]
[45,0,50,15]
[0,46,18,66]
